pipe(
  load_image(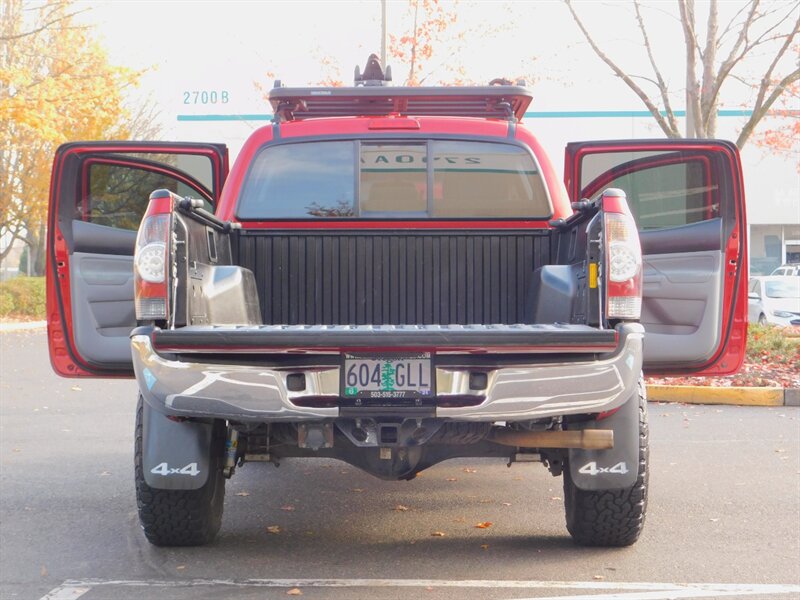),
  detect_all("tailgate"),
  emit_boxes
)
[144,324,616,354]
